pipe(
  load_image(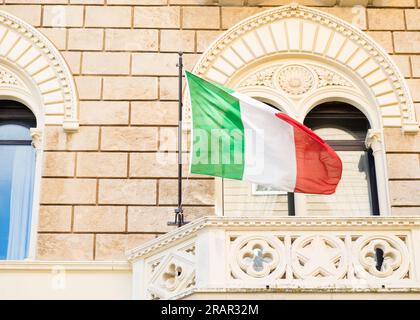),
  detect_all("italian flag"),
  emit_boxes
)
[185,71,342,195]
